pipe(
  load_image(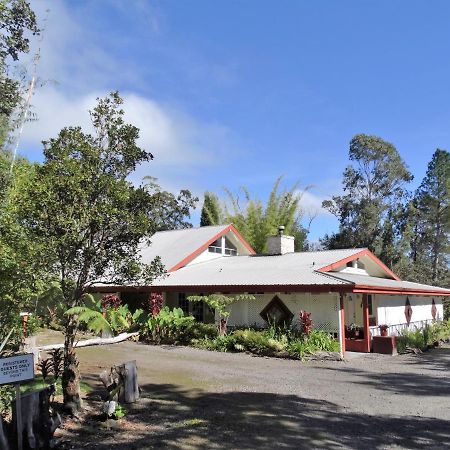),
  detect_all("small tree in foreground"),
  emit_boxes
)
[19,93,195,412]
[188,294,255,335]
